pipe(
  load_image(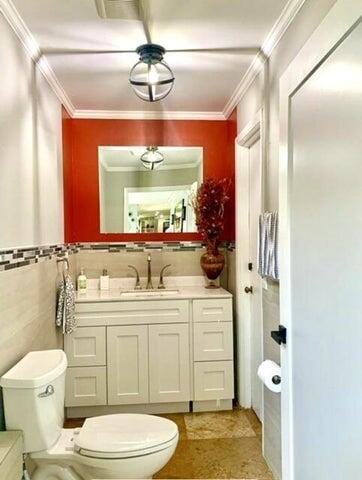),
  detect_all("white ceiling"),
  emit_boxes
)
[100,146,202,171]
[10,0,293,117]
